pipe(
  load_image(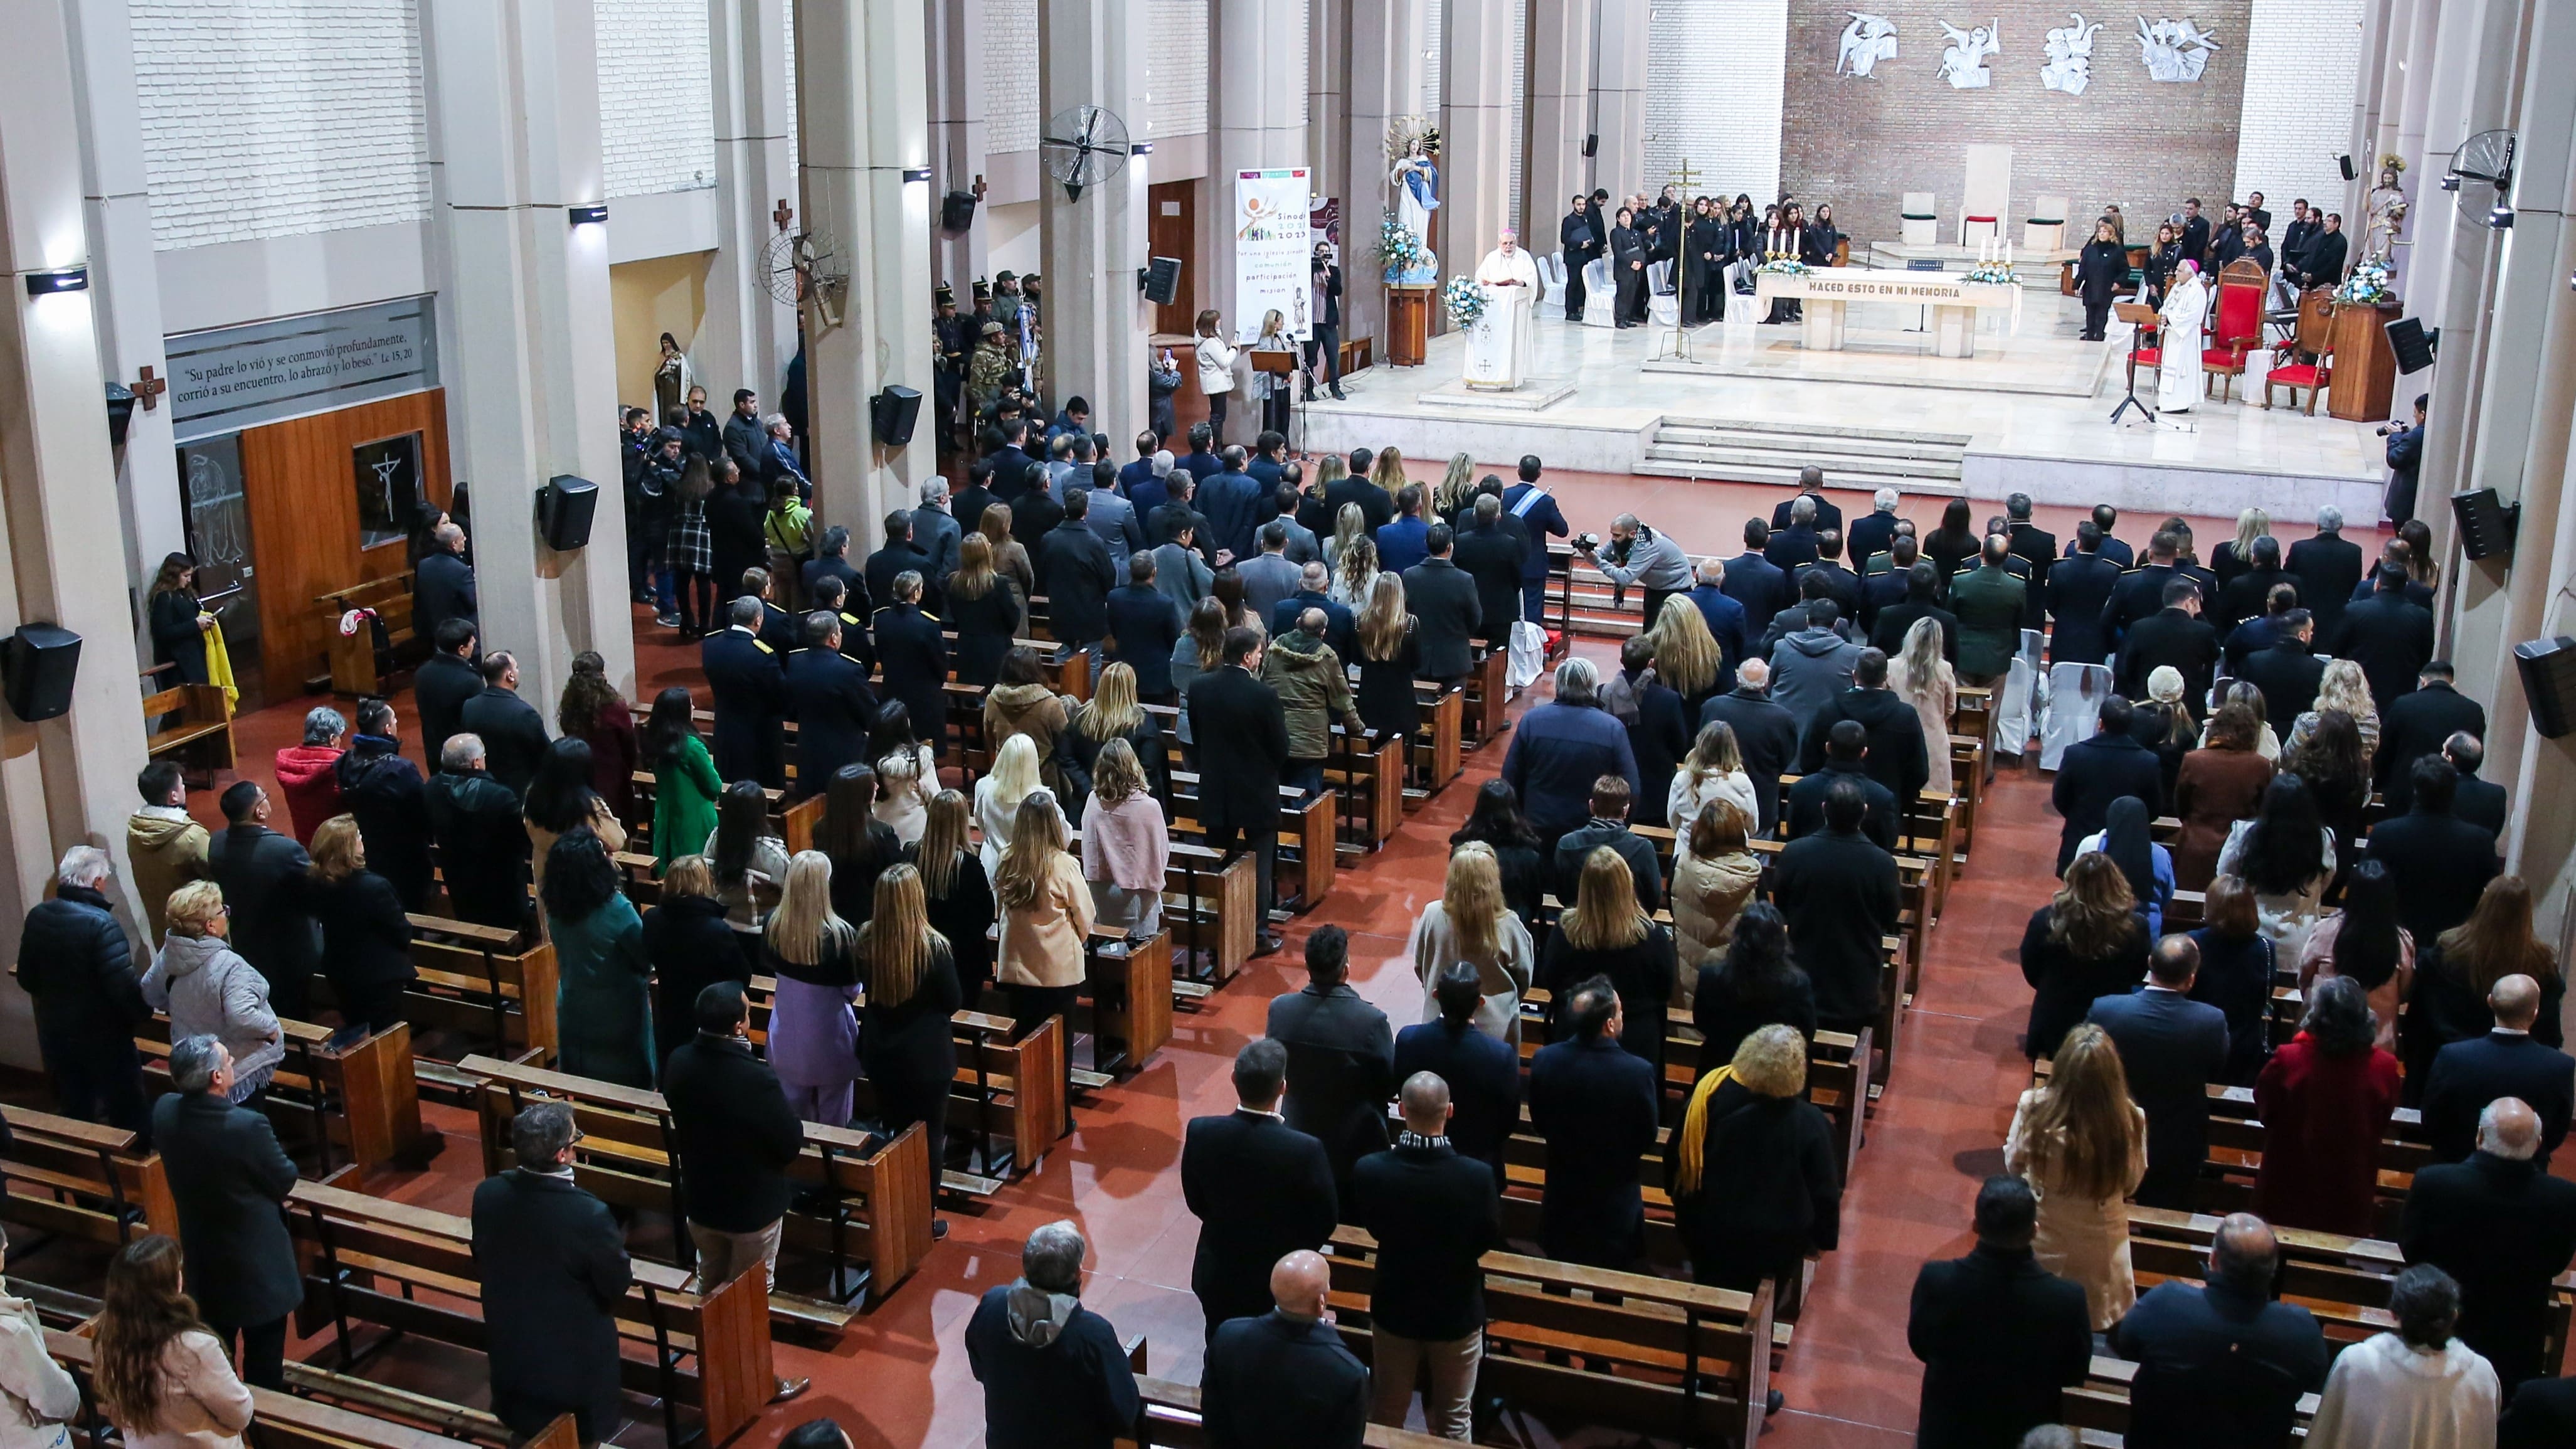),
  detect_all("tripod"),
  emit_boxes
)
[2107,300,2161,425]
